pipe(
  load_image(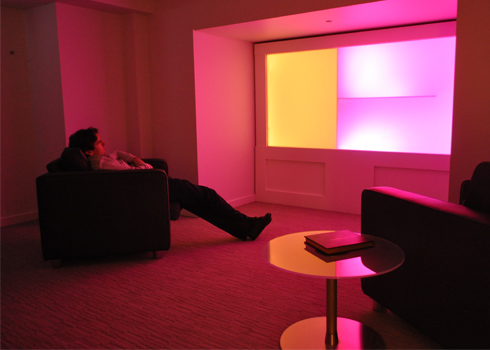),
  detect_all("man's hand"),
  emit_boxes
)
[132,157,146,167]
